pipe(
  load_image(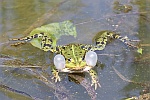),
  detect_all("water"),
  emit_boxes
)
[0,0,150,100]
